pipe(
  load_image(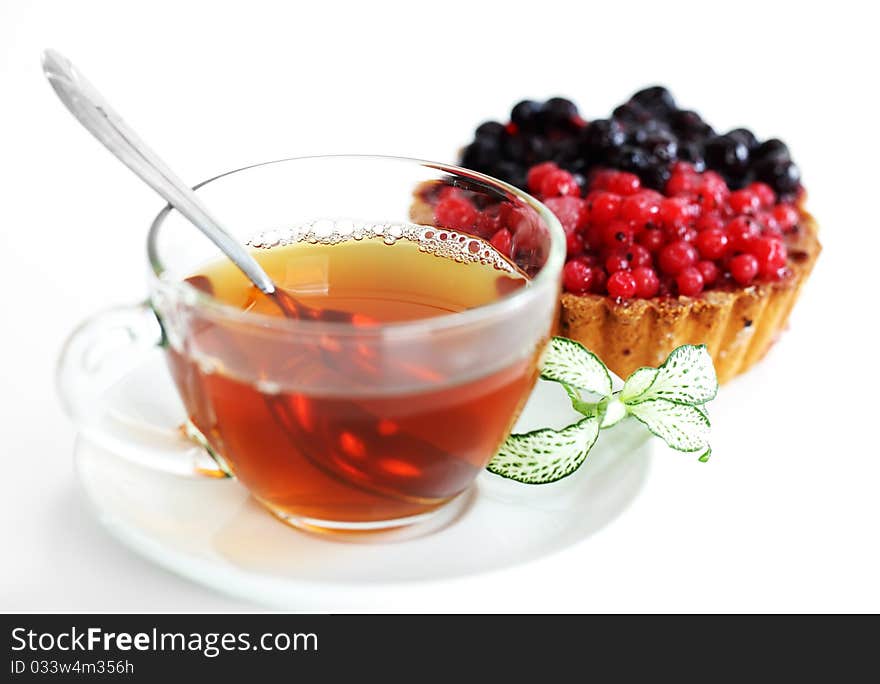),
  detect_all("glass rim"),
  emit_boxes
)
[146,154,565,337]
